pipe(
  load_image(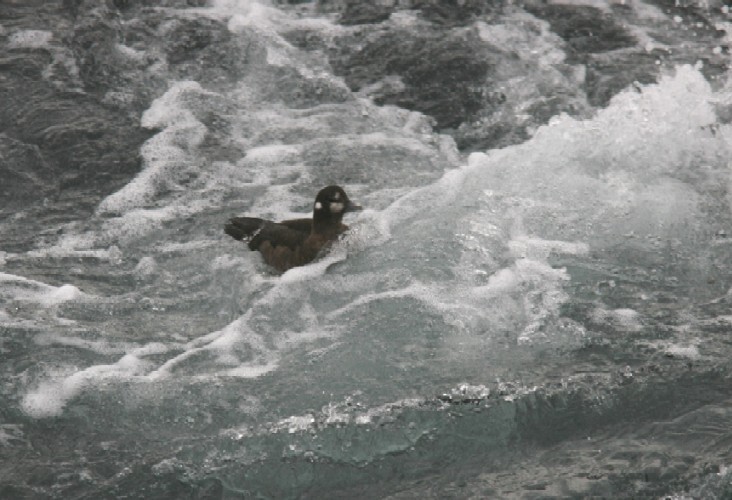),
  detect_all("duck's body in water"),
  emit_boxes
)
[225,185,362,272]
